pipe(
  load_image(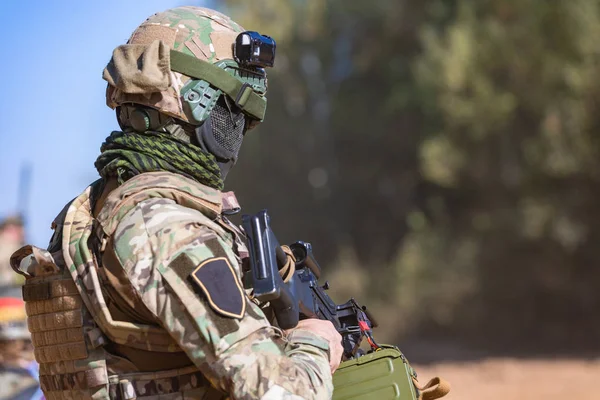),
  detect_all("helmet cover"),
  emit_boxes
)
[104,7,267,125]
